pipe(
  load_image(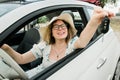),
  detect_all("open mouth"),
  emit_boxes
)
[57,31,66,36]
